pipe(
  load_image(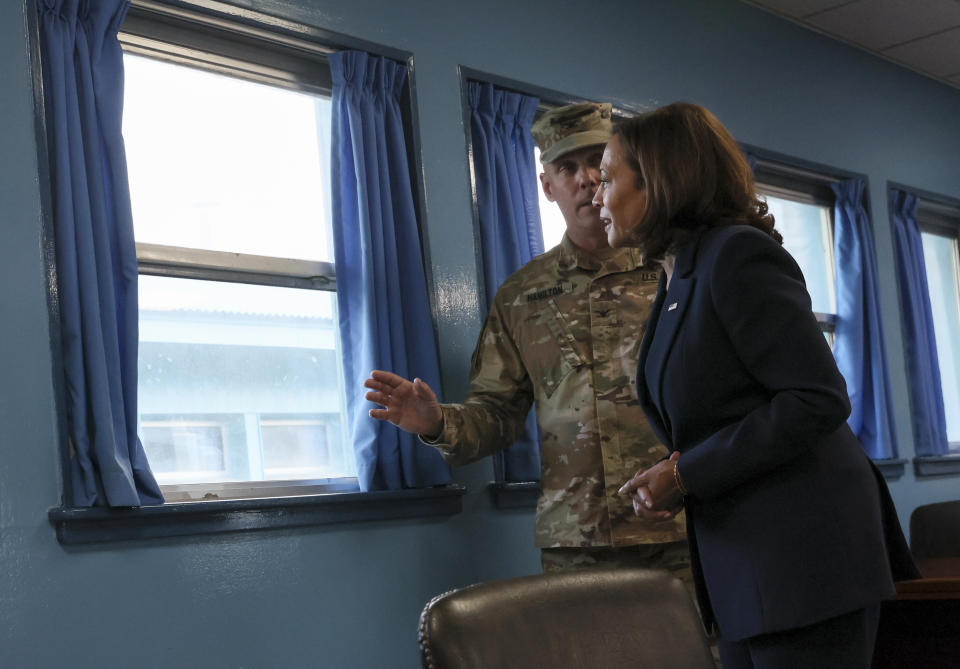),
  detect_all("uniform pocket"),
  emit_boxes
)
[532,299,588,399]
